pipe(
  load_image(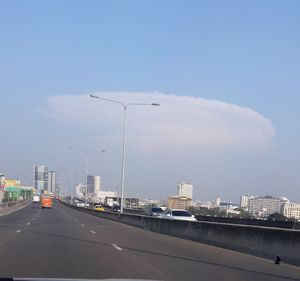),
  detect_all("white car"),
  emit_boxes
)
[33,195,40,203]
[162,209,197,222]
[76,202,89,207]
